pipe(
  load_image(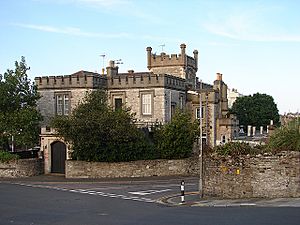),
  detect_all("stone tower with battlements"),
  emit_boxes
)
[146,44,198,89]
